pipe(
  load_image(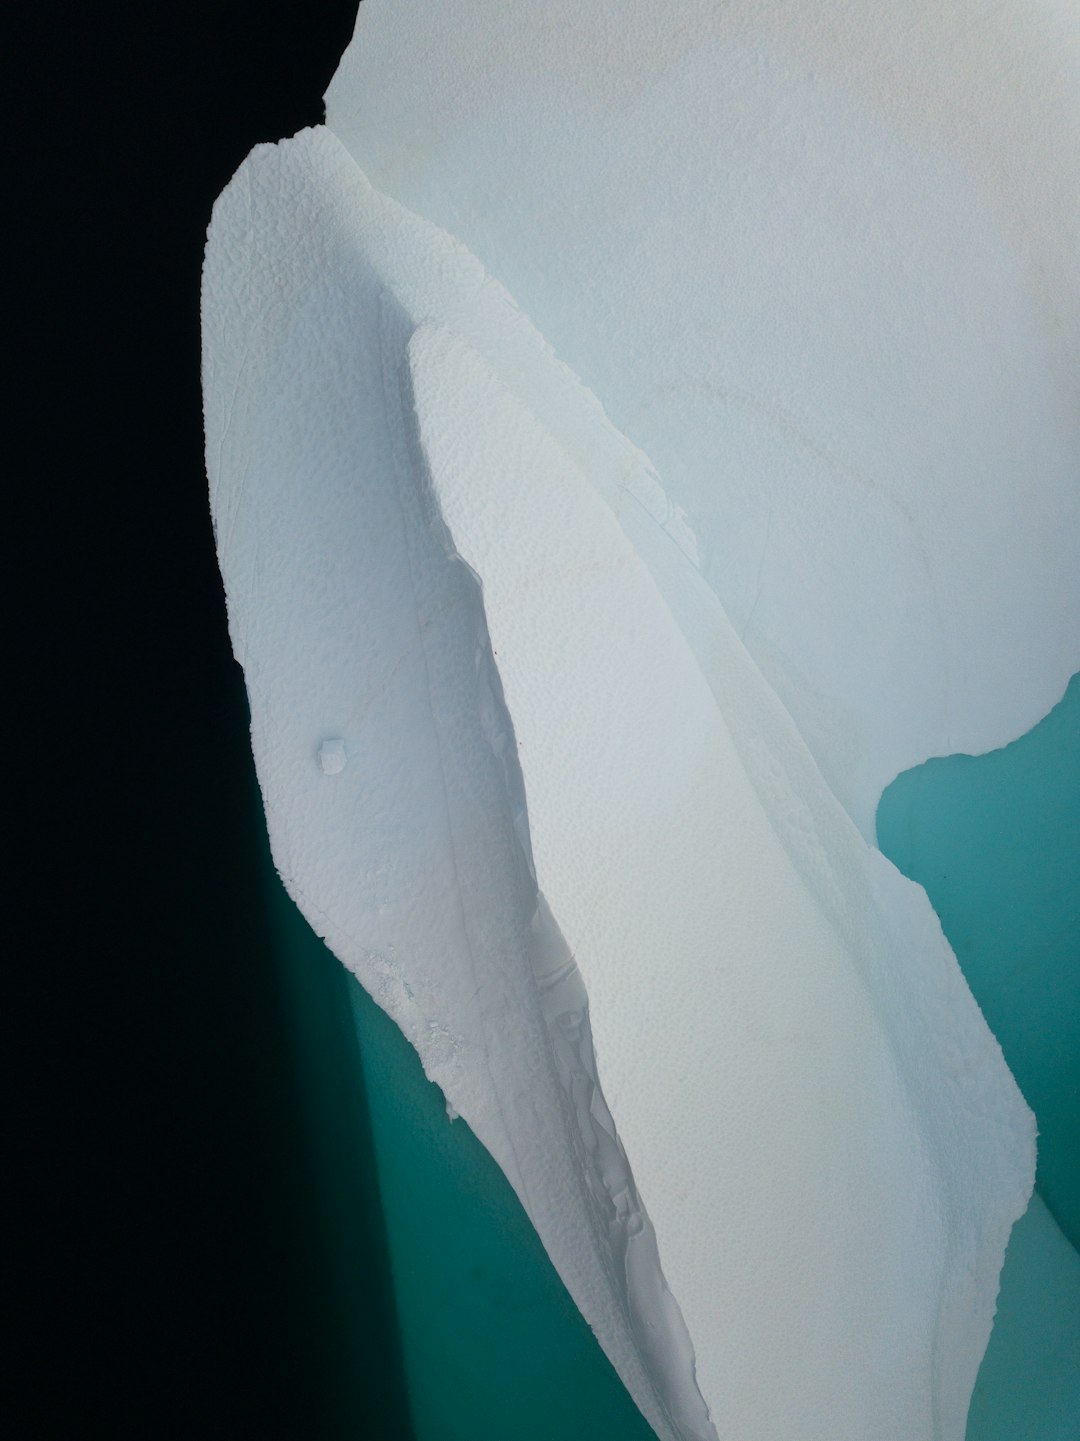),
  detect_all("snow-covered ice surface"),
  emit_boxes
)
[326,0,1080,839]
[204,124,1035,1440]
